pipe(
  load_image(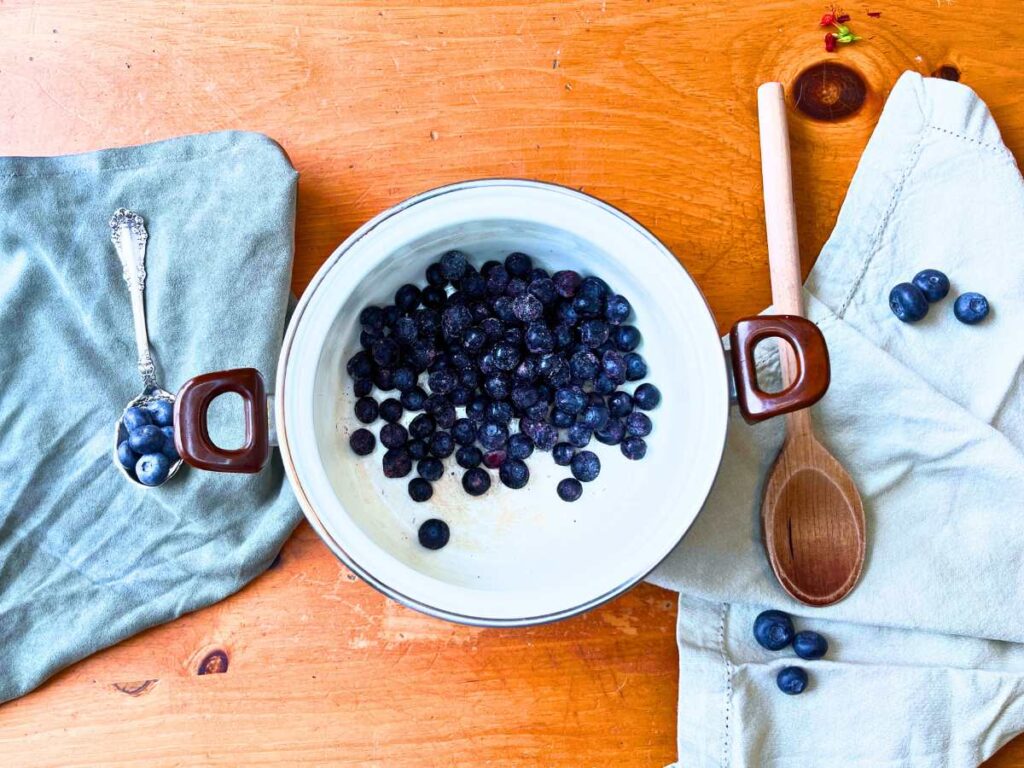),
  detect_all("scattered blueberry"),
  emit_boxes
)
[440,250,468,281]
[505,252,532,277]
[889,282,929,323]
[417,457,444,482]
[401,386,427,411]
[620,436,647,460]
[136,453,170,486]
[571,451,601,482]
[452,418,476,446]
[380,423,408,450]
[462,467,492,496]
[551,409,575,428]
[776,666,808,696]
[552,270,582,298]
[478,421,509,450]
[382,448,413,478]
[624,353,648,381]
[408,477,434,502]
[122,406,151,431]
[456,445,483,468]
[580,404,609,431]
[418,518,450,549]
[533,424,559,451]
[557,478,583,502]
[579,319,610,348]
[146,399,174,427]
[353,377,373,397]
[499,458,530,489]
[633,383,661,410]
[429,431,455,459]
[552,442,575,466]
[793,631,828,661]
[507,433,534,460]
[129,425,165,454]
[349,428,376,455]
[604,294,631,325]
[409,414,436,440]
[607,391,633,418]
[594,418,626,445]
[912,269,950,303]
[407,439,429,460]
[117,440,137,471]
[954,292,989,324]
[625,412,652,437]
[753,609,795,651]
[379,398,404,423]
[354,396,379,424]
[567,423,592,448]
